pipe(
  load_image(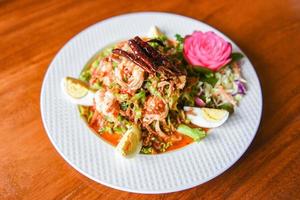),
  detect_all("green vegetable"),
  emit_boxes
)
[140,147,153,154]
[180,79,199,106]
[99,126,113,134]
[120,102,129,110]
[156,34,168,42]
[231,52,244,62]
[113,126,126,134]
[145,82,162,98]
[148,41,159,48]
[132,90,146,102]
[79,71,91,82]
[91,60,99,69]
[202,74,218,86]
[177,124,206,141]
[112,62,118,69]
[218,103,234,114]
[181,92,195,106]
[173,34,184,61]
[134,107,142,121]
[192,66,213,74]
[175,34,184,43]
